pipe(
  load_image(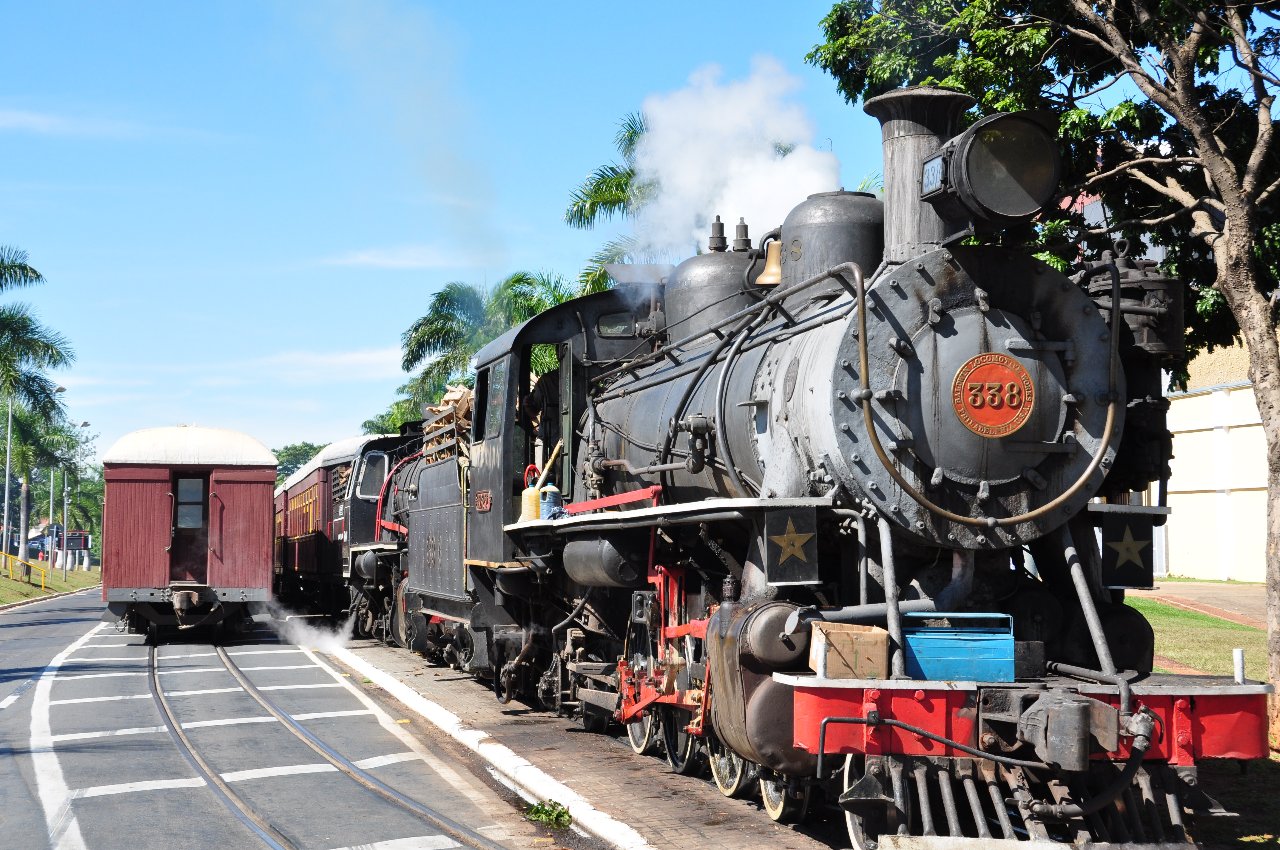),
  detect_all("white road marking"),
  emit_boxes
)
[156,667,227,676]
[50,693,149,706]
[330,647,656,850]
[292,709,374,721]
[351,752,422,770]
[302,651,495,811]
[225,648,304,656]
[70,778,205,799]
[30,622,105,850]
[64,656,140,662]
[163,687,241,697]
[238,664,320,672]
[49,725,165,743]
[221,763,337,782]
[181,716,276,729]
[56,671,145,681]
[1,678,36,711]
[258,683,342,691]
[329,836,459,850]
[157,651,217,660]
